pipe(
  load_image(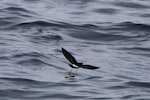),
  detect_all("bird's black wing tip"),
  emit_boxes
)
[81,65,100,70]
[94,66,99,69]
[61,47,66,52]
[91,66,99,70]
